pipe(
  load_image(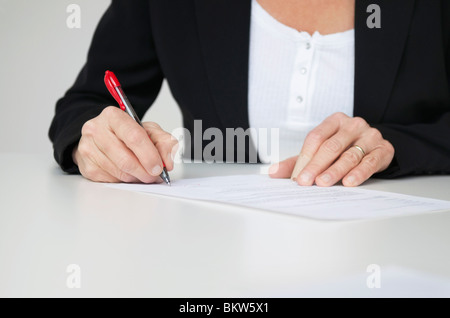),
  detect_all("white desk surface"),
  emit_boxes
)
[1,153,450,297]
